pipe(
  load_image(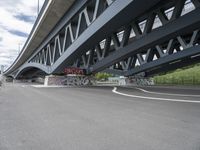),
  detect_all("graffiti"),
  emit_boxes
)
[127,77,154,86]
[45,75,93,86]
[44,75,154,86]
[61,76,91,86]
